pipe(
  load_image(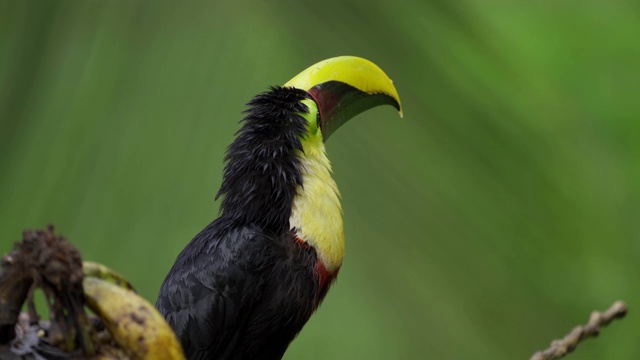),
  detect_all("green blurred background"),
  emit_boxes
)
[1,1,639,359]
